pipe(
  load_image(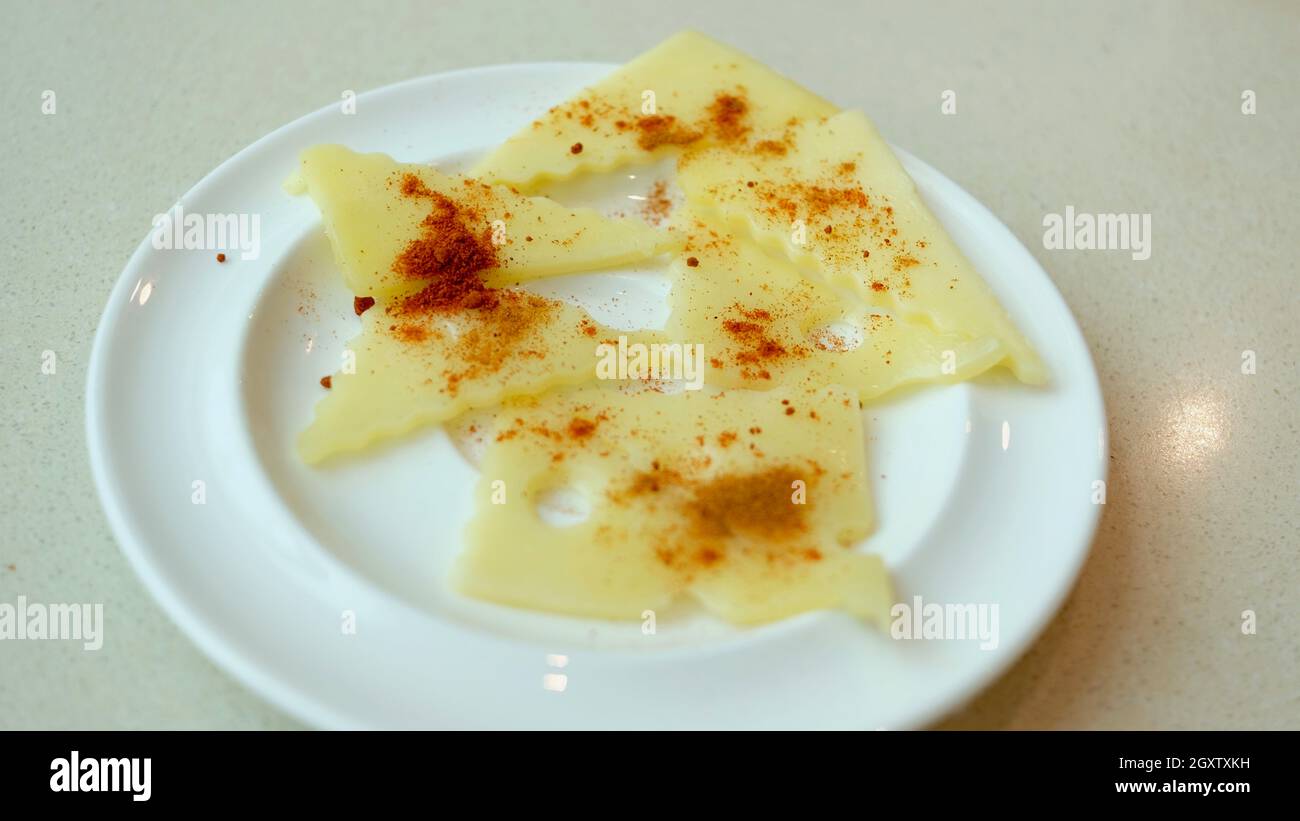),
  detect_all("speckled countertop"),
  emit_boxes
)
[1,0,1295,729]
